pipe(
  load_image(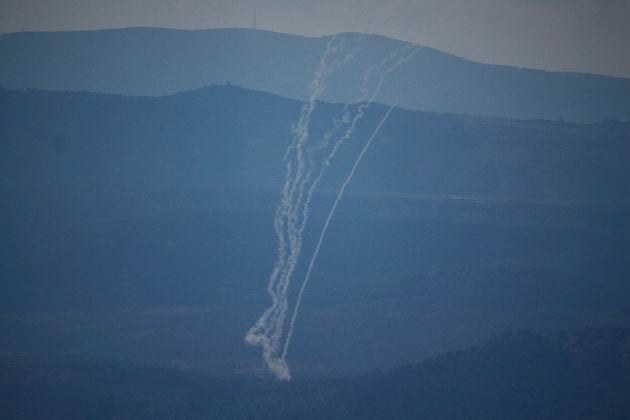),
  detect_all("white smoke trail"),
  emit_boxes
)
[293,43,421,281]
[279,46,421,359]
[276,39,358,316]
[246,36,421,379]
[300,43,419,208]
[266,38,358,348]
[282,101,399,360]
[245,35,352,381]
[244,35,339,365]
[297,44,421,235]
[271,45,420,363]
[263,36,344,339]
[302,44,421,217]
